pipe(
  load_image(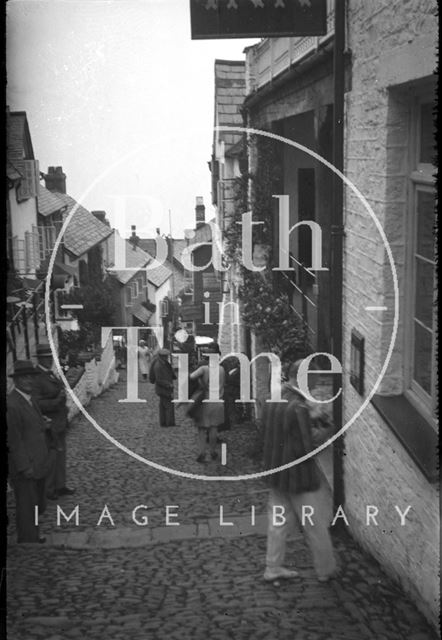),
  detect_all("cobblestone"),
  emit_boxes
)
[7,374,438,639]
